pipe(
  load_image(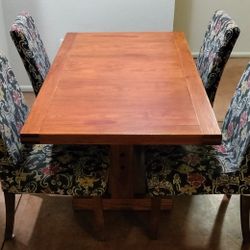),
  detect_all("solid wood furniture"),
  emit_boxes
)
[21,32,221,210]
